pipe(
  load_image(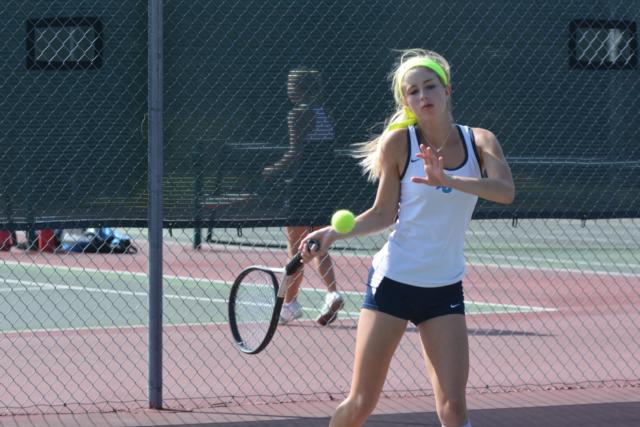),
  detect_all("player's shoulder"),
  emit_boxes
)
[380,127,408,149]
[379,128,409,164]
[380,127,408,147]
[468,126,500,149]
